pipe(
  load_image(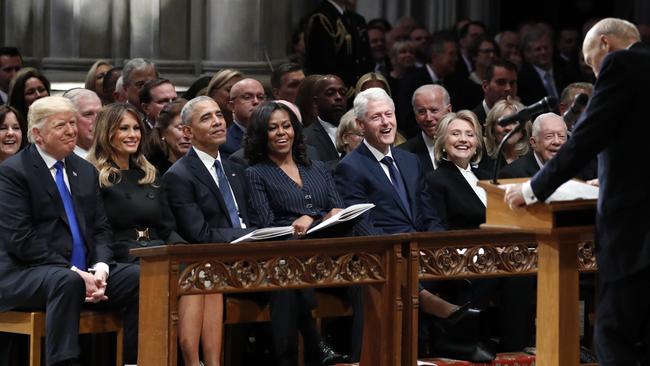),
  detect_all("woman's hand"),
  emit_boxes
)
[323,208,342,221]
[292,215,315,237]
